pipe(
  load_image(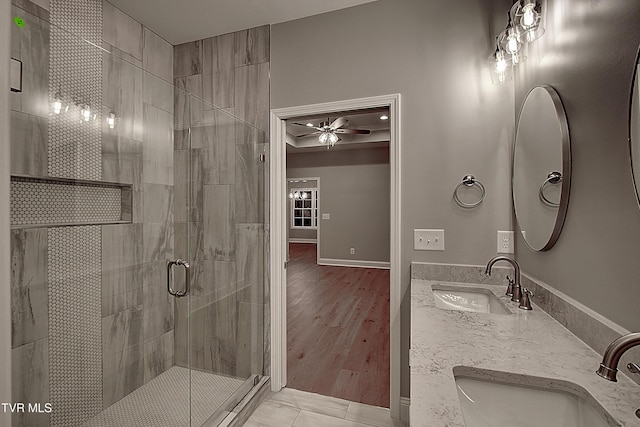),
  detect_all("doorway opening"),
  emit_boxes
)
[285,111,390,405]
